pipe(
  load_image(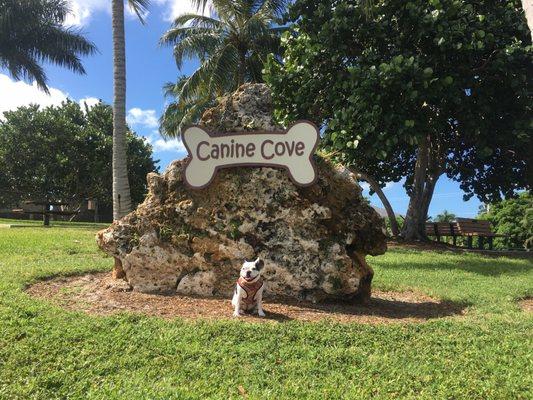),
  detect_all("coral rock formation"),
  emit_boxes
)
[97,84,387,302]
